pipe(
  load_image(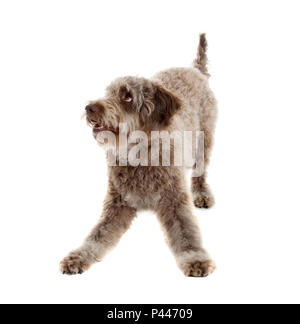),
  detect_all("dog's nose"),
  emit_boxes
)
[85,104,98,115]
[85,105,97,115]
